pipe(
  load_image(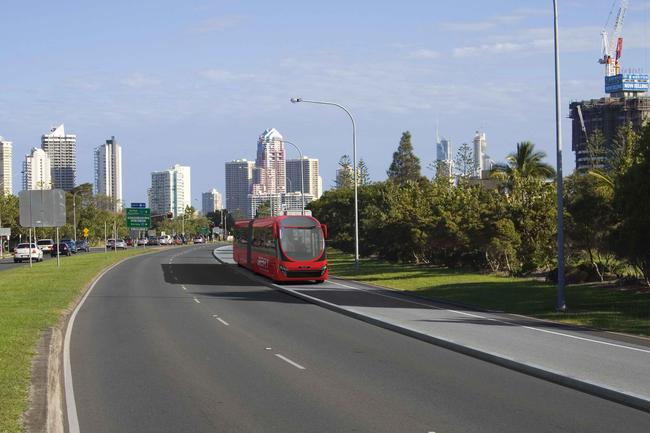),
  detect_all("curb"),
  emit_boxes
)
[211,246,650,413]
